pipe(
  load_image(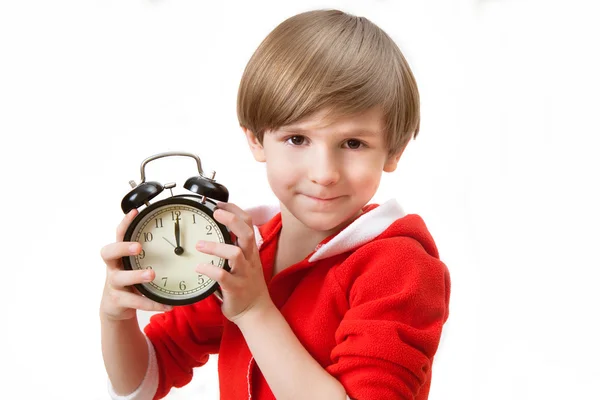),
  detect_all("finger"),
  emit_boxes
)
[117,209,139,242]
[195,262,231,288]
[212,208,256,260]
[196,241,246,270]
[110,290,172,313]
[109,268,154,288]
[101,241,142,270]
[214,202,256,252]
[216,202,253,227]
